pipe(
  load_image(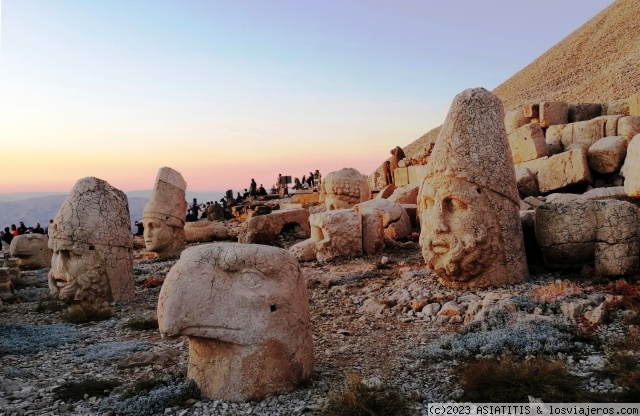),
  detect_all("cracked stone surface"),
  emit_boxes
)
[535,200,640,276]
[142,167,187,260]
[47,177,134,303]
[290,209,363,263]
[237,208,310,245]
[418,88,528,289]
[157,242,313,402]
[319,168,371,210]
[588,136,628,174]
[355,199,412,255]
